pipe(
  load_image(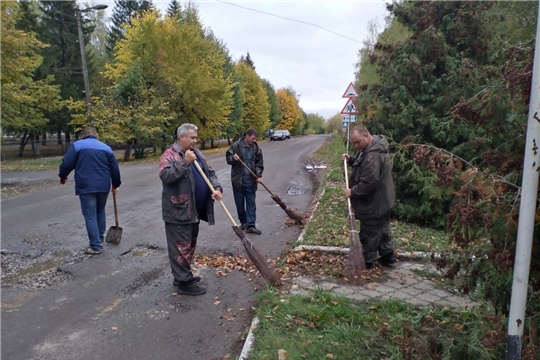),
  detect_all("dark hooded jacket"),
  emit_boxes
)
[348,135,395,220]
[225,138,263,190]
